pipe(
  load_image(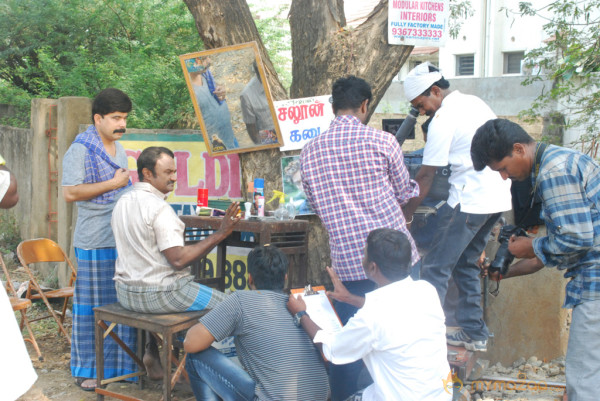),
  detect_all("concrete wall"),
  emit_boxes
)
[30,99,59,242]
[0,125,34,241]
[485,247,571,365]
[376,75,552,117]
